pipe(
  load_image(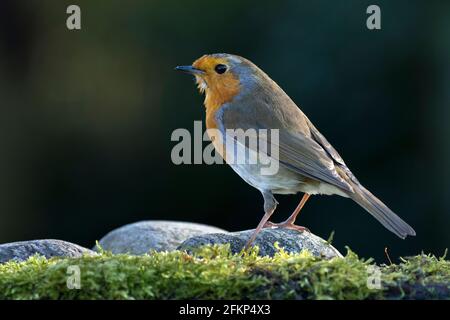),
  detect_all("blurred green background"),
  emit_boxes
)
[0,0,449,262]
